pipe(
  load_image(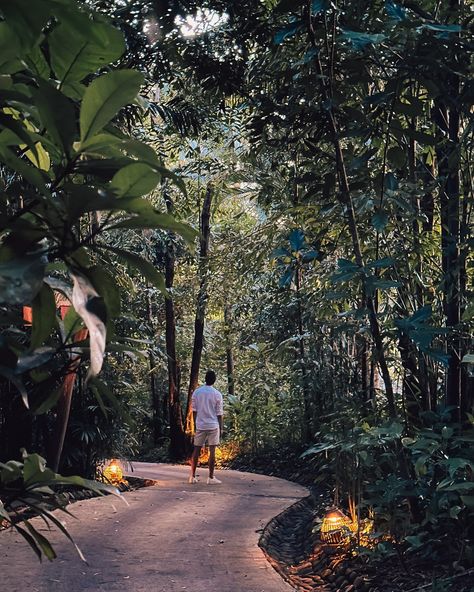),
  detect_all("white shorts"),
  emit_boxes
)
[194,427,220,447]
